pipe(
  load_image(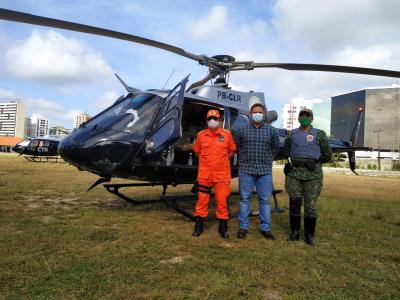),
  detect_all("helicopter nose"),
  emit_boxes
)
[58,135,90,169]
[59,133,135,174]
